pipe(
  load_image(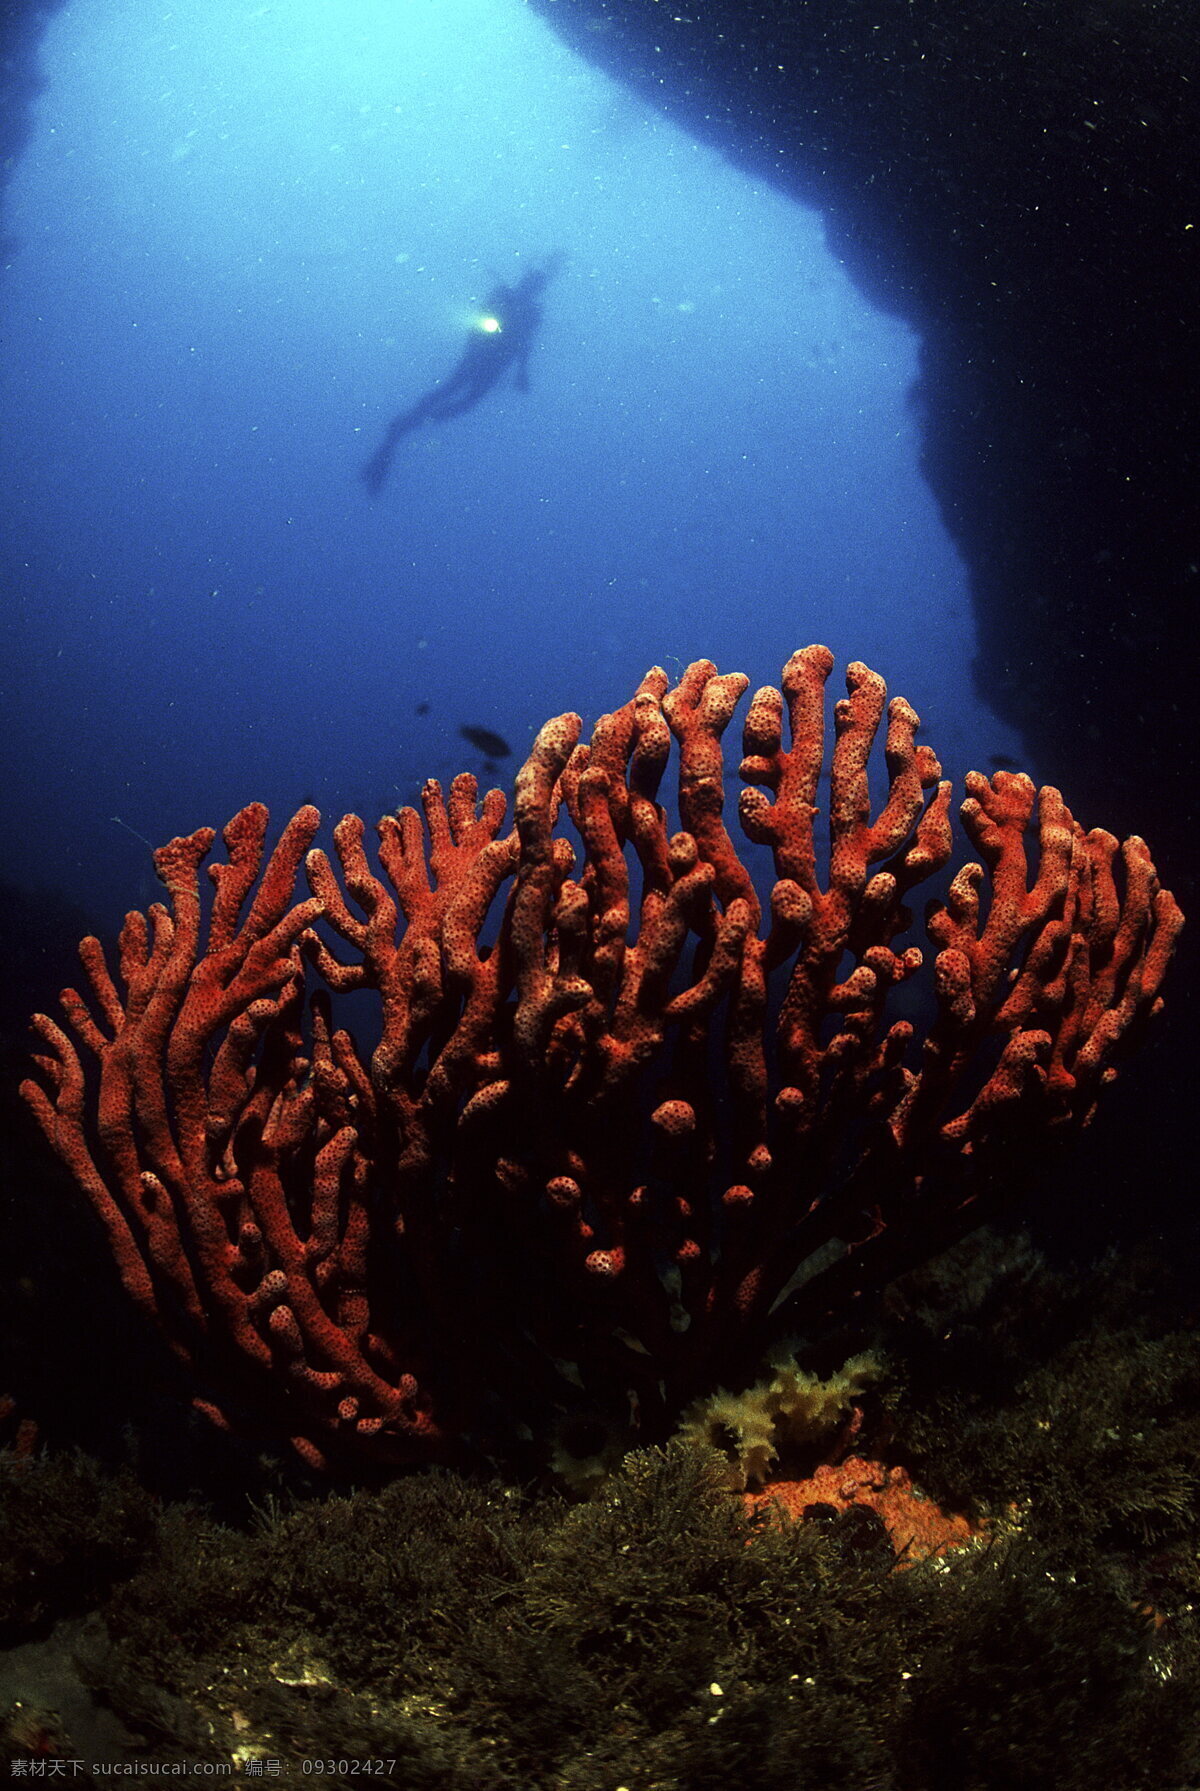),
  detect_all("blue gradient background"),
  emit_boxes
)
[1,0,1021,941]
